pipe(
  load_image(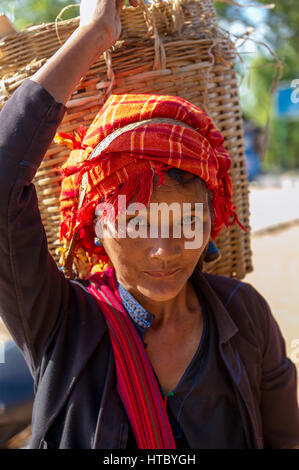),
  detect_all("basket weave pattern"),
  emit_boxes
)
[0,0,253,280]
